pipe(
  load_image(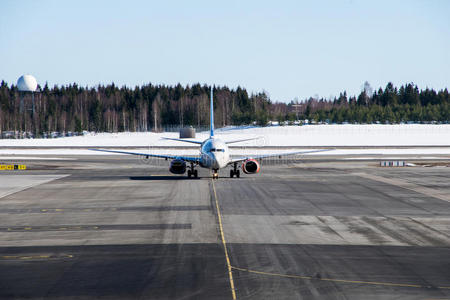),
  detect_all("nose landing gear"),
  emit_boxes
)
[212,169,219,179]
